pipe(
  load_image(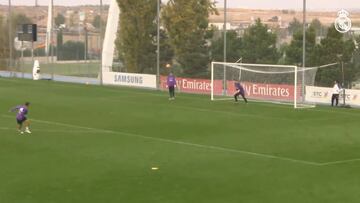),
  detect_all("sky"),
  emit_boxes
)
[1,0,359,10]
